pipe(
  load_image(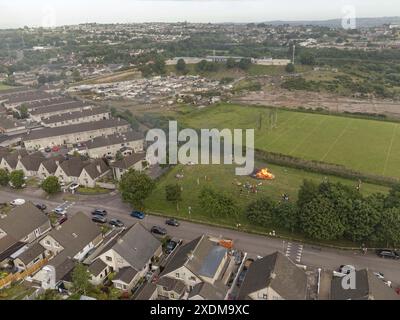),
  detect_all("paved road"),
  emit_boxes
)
[2,189,400,286]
